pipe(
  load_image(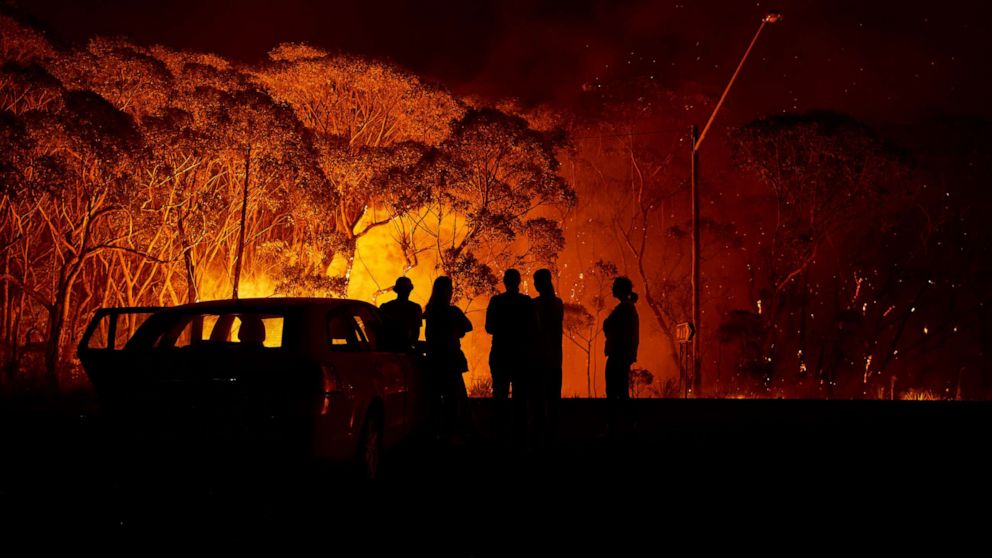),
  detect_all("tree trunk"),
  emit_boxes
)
[2,251,9,353]
[44,288,68,391]
[338,236,357,297]
[232,144,251,300]
[177,212,198,304]
[7,272,26,385]
[585,334,593,398]
[45,259,83,391]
